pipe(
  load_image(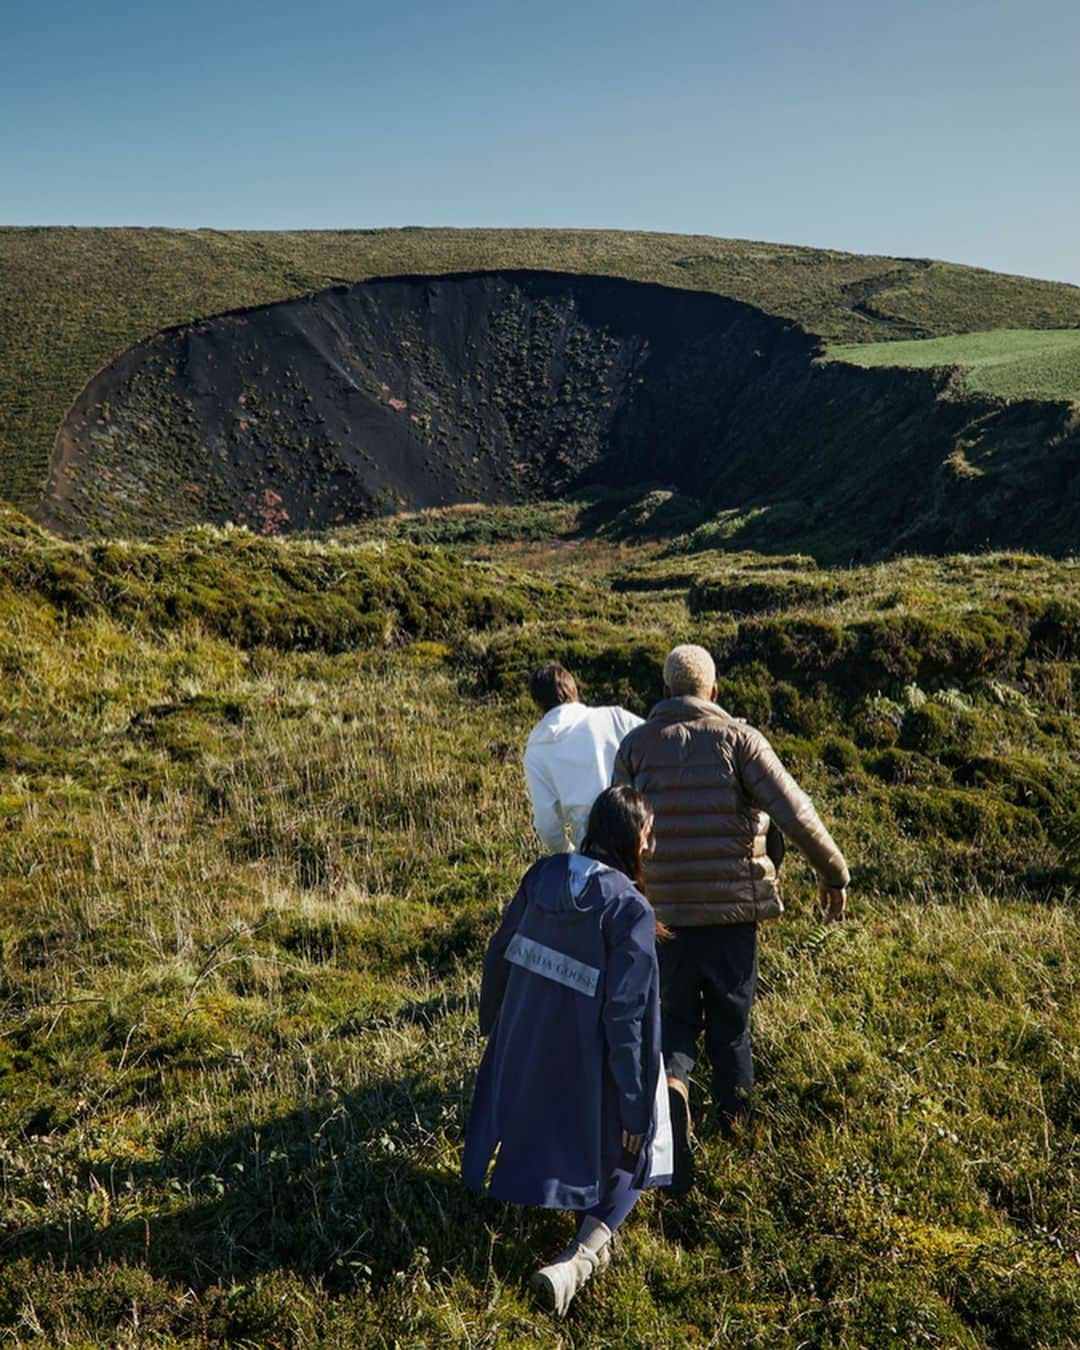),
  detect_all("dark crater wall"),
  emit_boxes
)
[40,271,1080,556]
[43,272,808,537]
